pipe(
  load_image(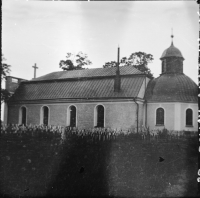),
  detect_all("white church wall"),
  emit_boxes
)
[7,104,19,124]
[146,102,198,131]
[49,104,68,126]
[180,103,198,131]
[8,101,197,132]
[6,101,142,131]
[105,101,138,131]
[146,103,175,131]
[8,104,44,125]
[76,103,96,129]
[174,103,181,130]
[138,103,144,130]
